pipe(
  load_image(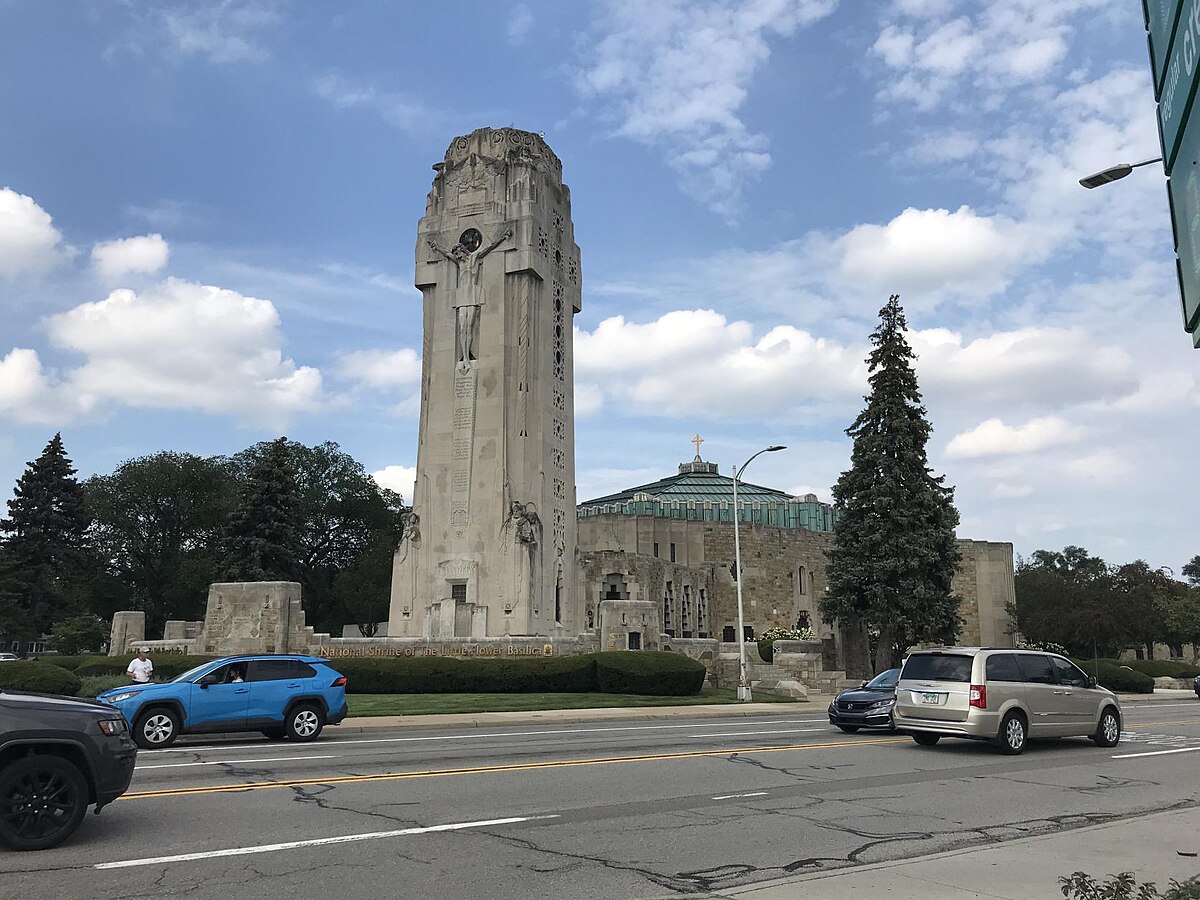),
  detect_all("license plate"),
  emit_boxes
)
[920,692,941,705]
